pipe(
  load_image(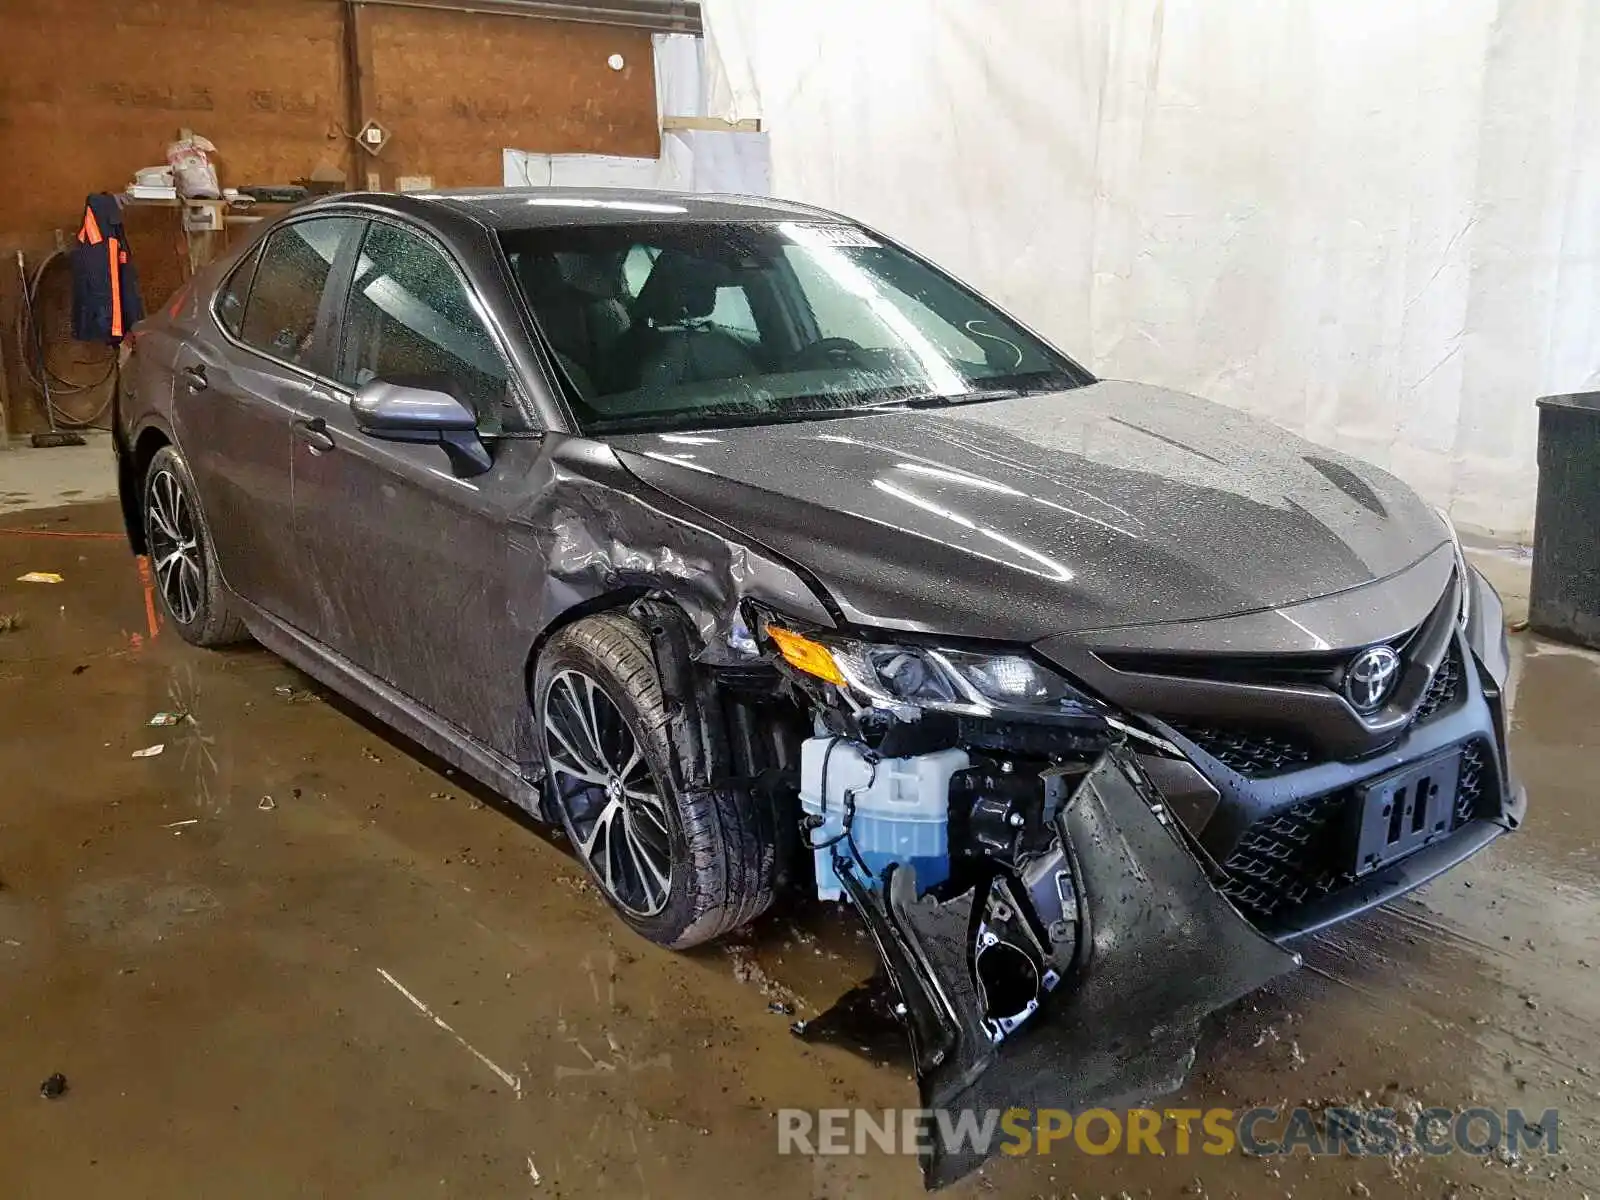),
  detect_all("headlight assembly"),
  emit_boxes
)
[767,626,1103,719]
